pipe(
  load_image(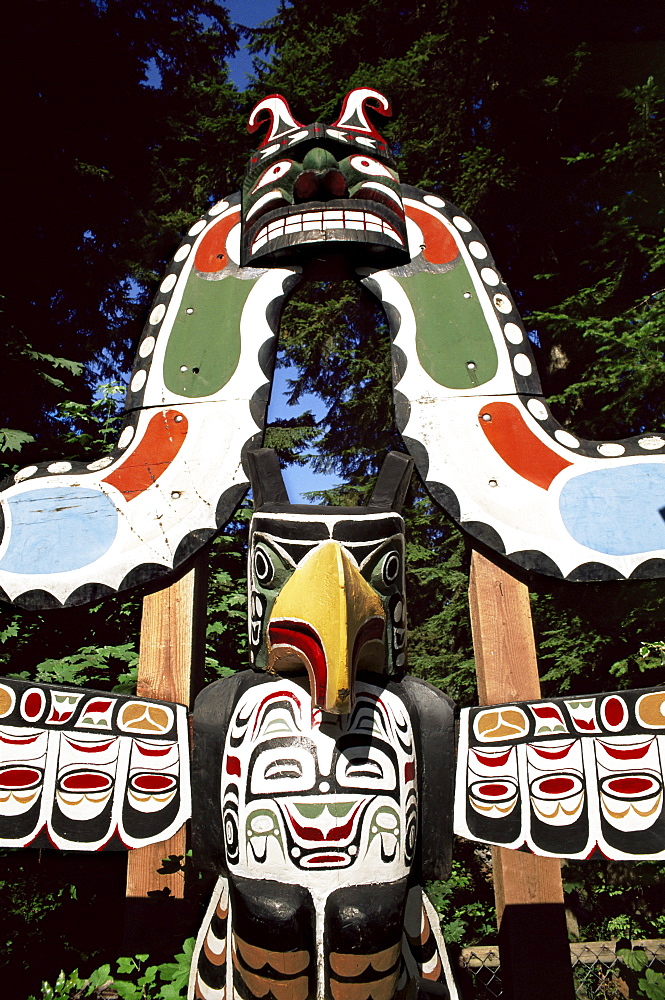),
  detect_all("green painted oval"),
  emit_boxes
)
[397,265,498,389]
[163,276,255,397]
